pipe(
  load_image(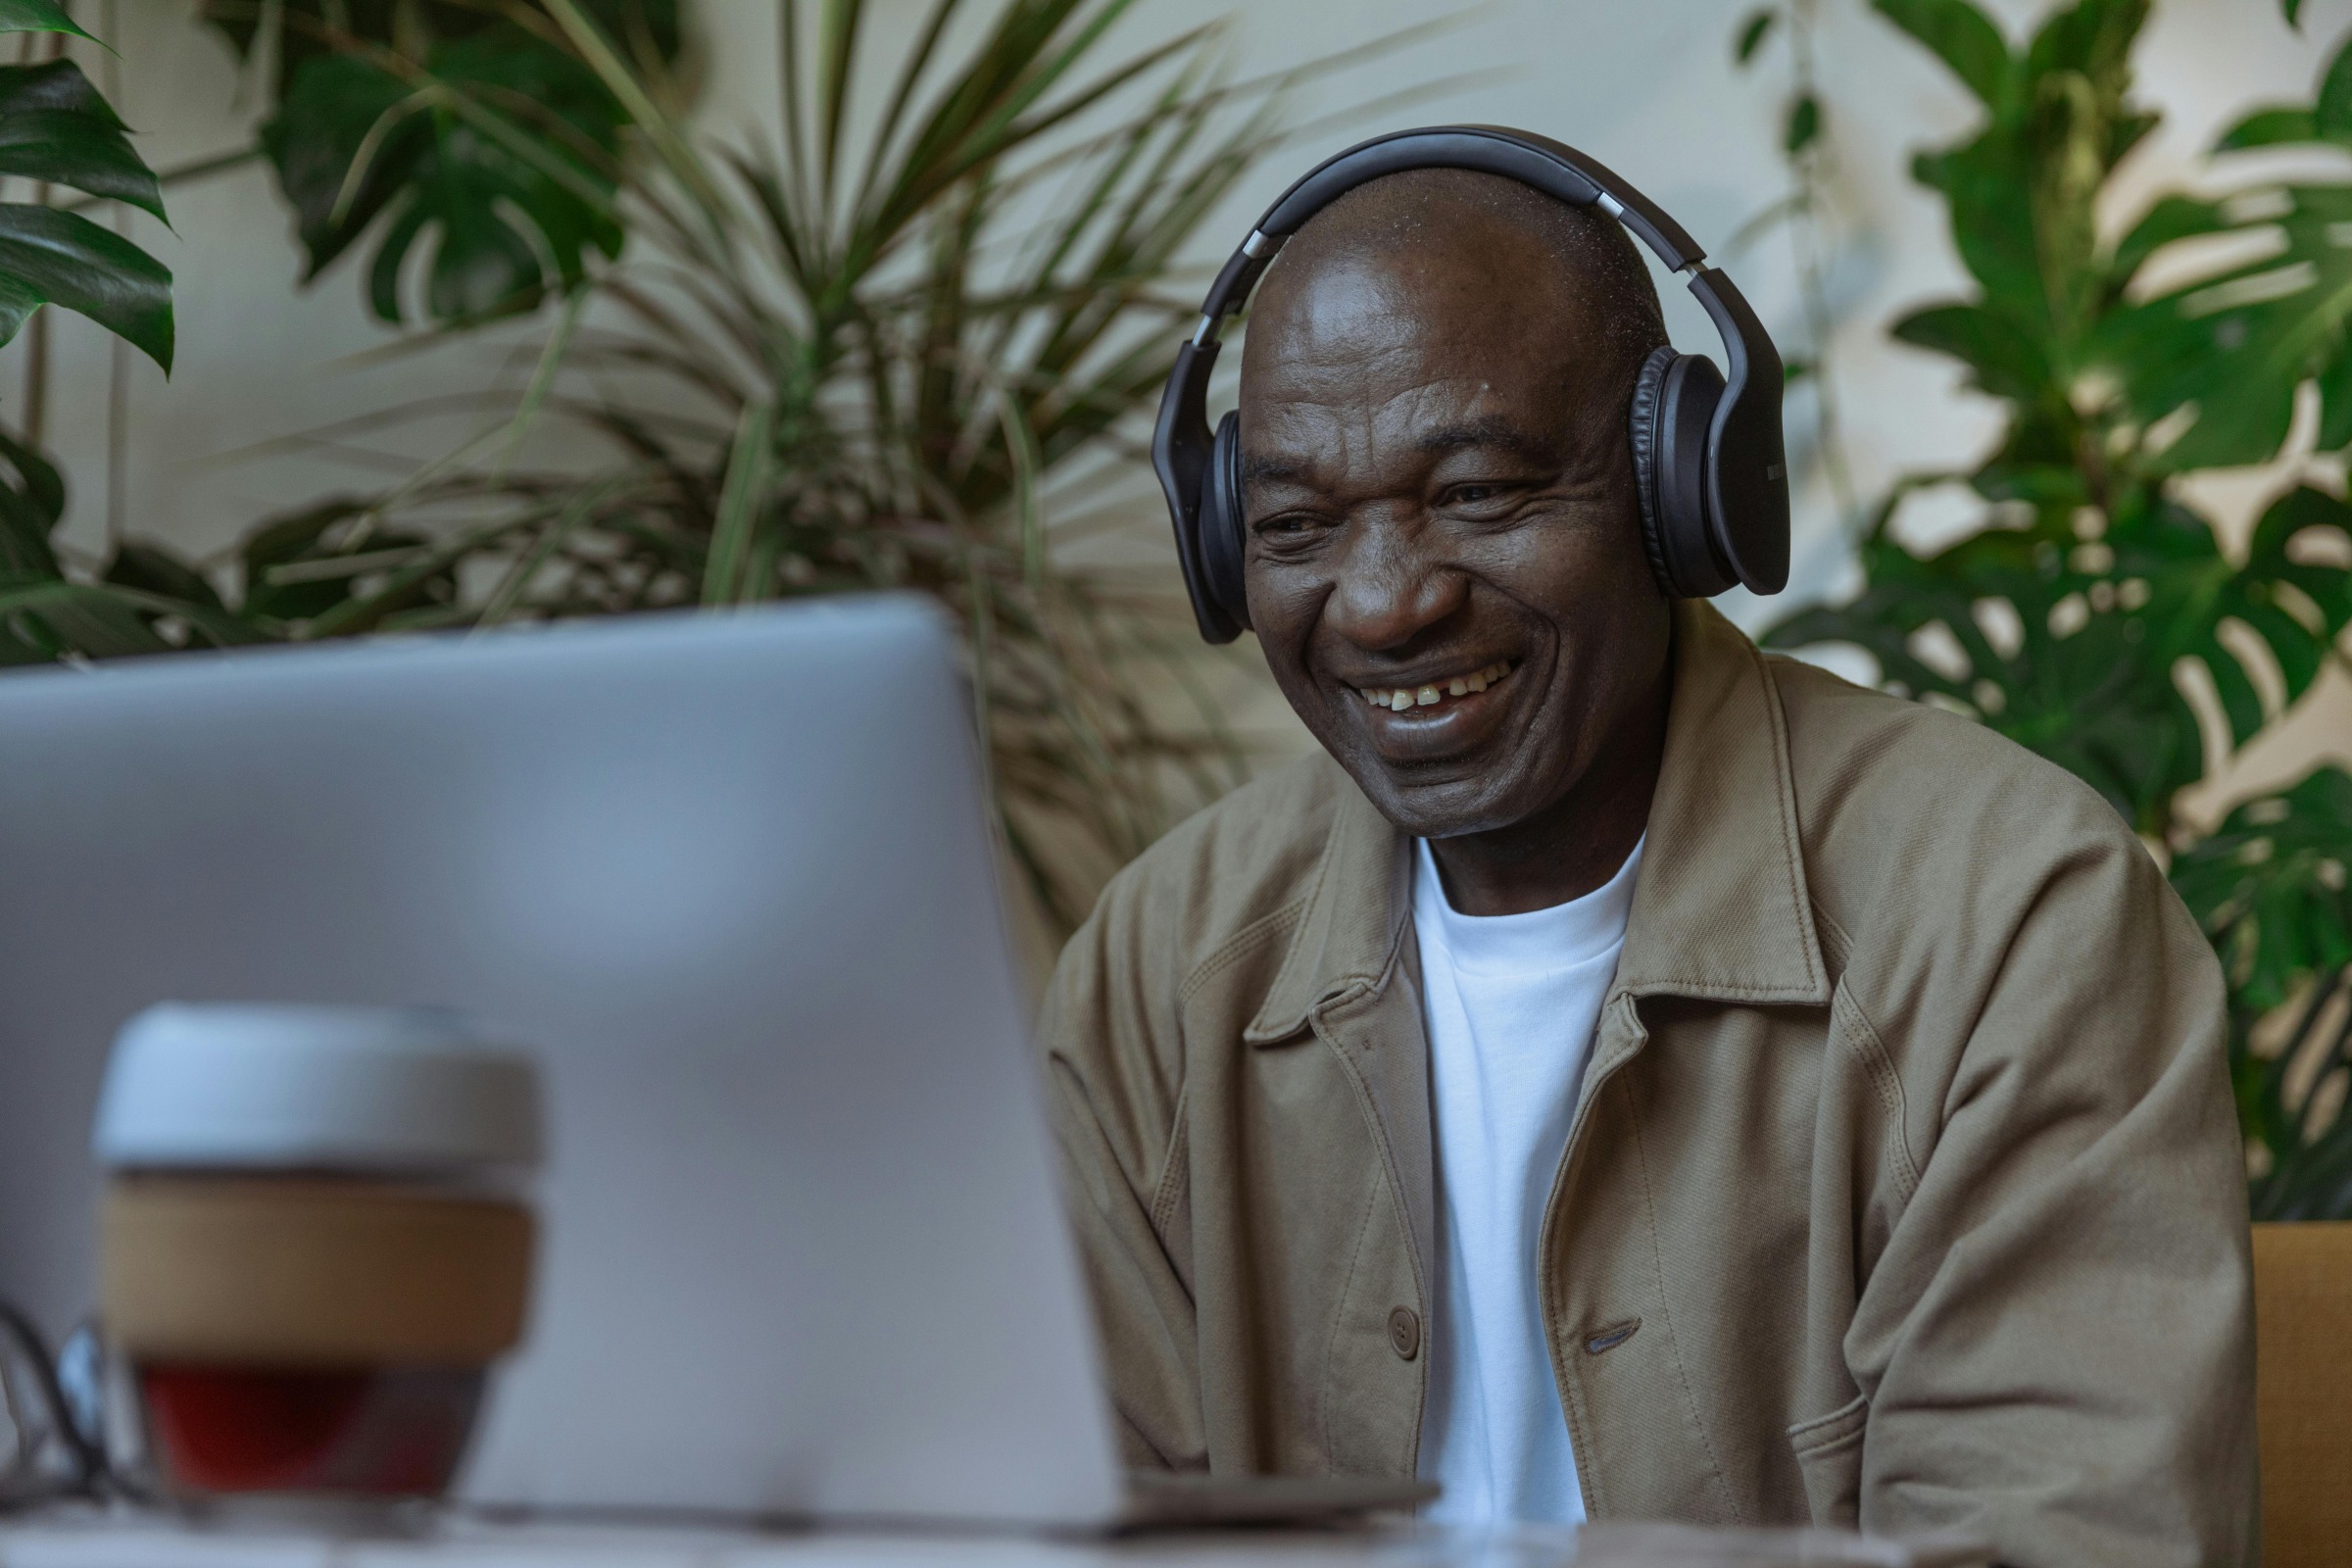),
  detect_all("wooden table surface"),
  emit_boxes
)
[0,1507,1985,1568]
